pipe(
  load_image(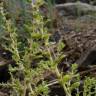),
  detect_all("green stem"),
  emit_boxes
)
[55,67,71,96]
